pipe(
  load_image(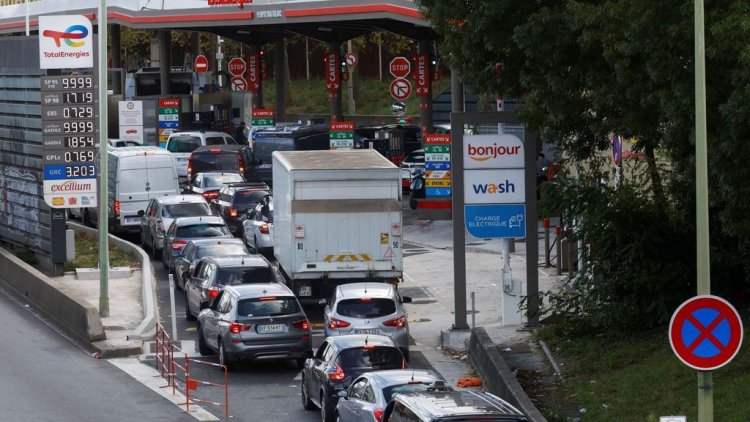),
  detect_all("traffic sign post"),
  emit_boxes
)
[424,134,451,198]
[669,295,743,371]
[194,54,208,72]
[329,121,354,150]
[390,78,412,101]
[158,98,180,148]
[250,108,275,138]
[230,76,248,92]
[344,53,358,67]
